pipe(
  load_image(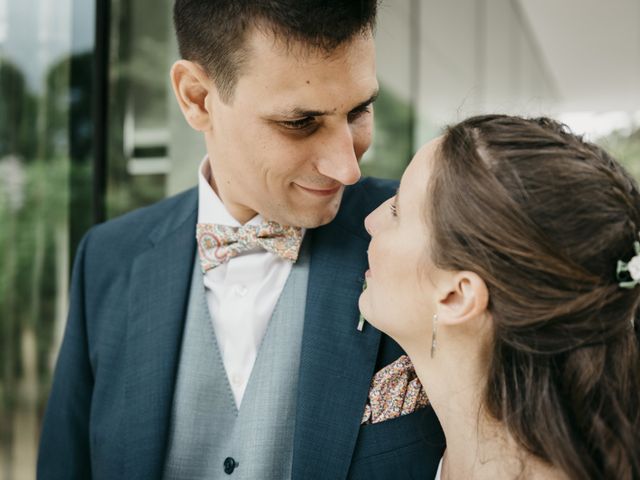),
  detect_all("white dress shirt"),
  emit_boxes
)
[197,157,304,408]
[434,457,443,480]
